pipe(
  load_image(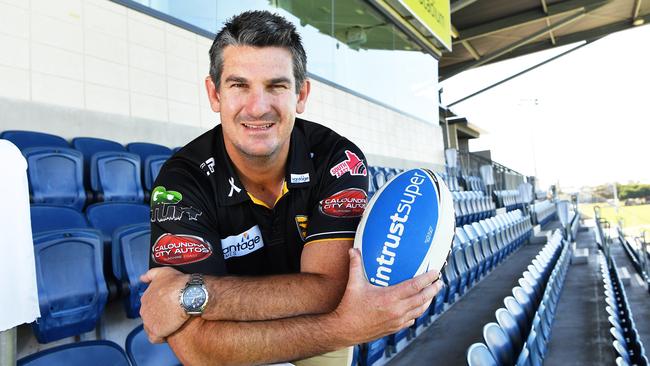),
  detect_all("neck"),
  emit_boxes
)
[225,141,289,201]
